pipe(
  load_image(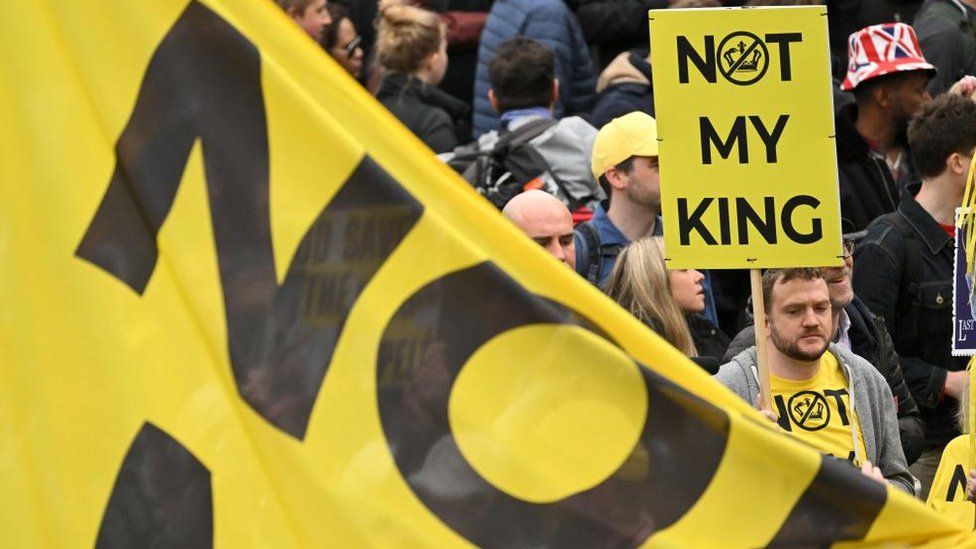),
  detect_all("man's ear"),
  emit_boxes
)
[949,152,971,176]
[873,84,893,109]
[287,6,304,21]
[550,79,560,109]
[488,89,499,113]
[603,166,627,191]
